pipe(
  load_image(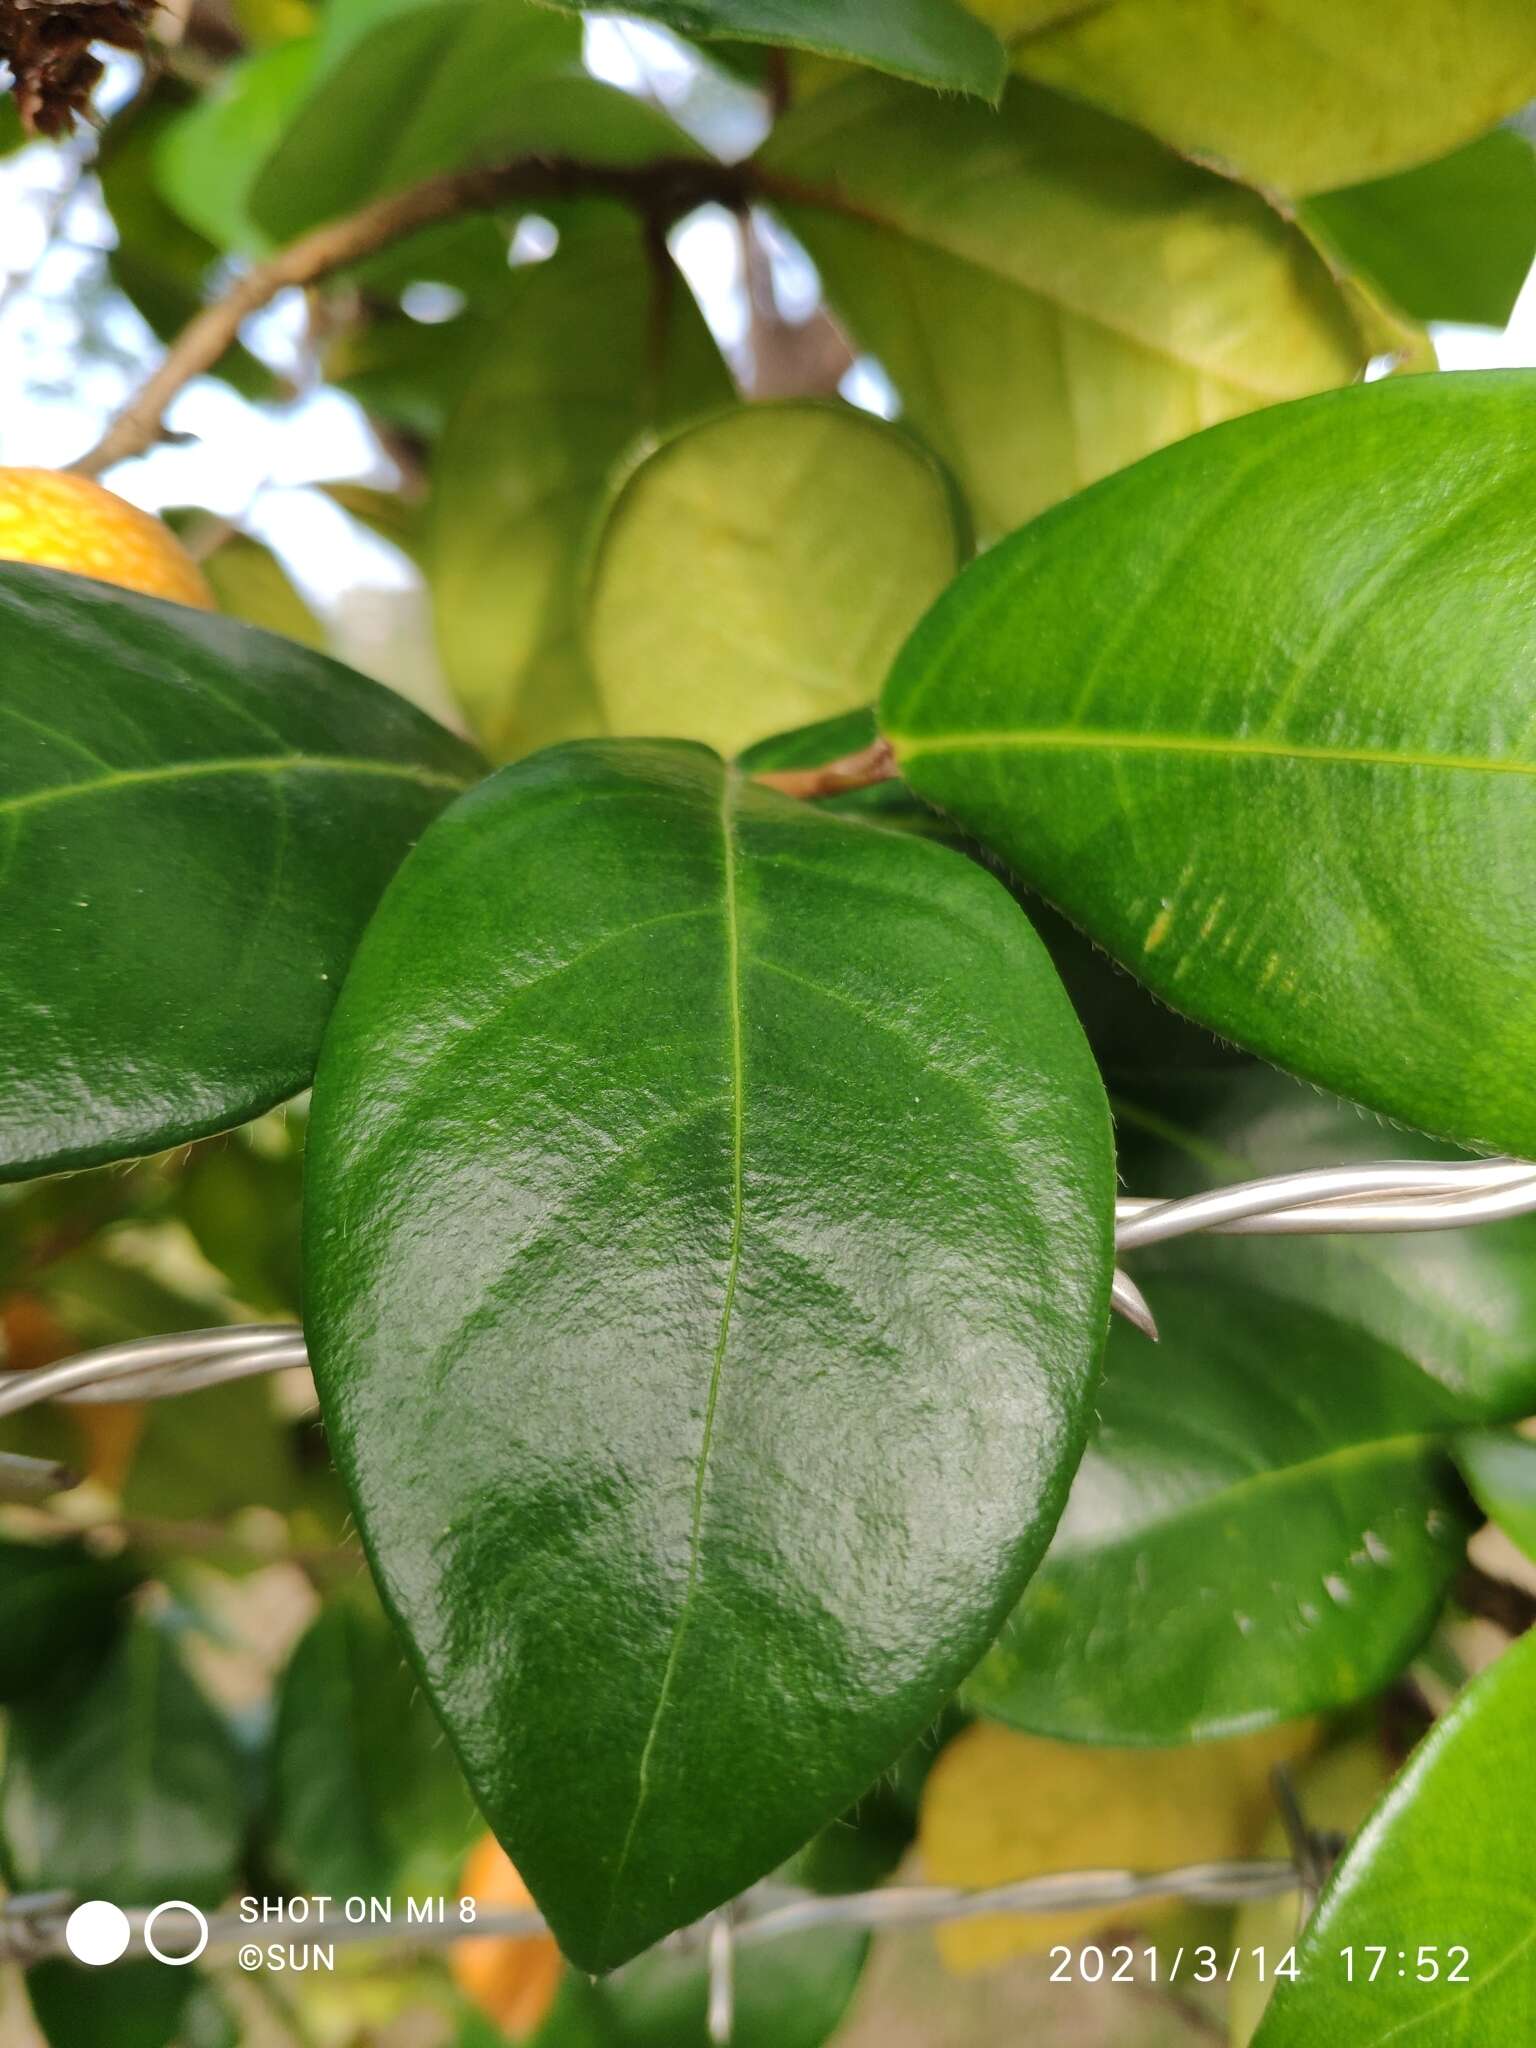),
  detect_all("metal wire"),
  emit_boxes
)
[5,1166,1502,2028]
[0,1153,1530,1505]
[0,1857,1302,1969]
